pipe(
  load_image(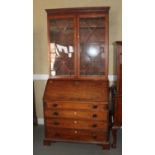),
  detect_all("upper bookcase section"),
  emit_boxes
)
[46,7,110,80]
